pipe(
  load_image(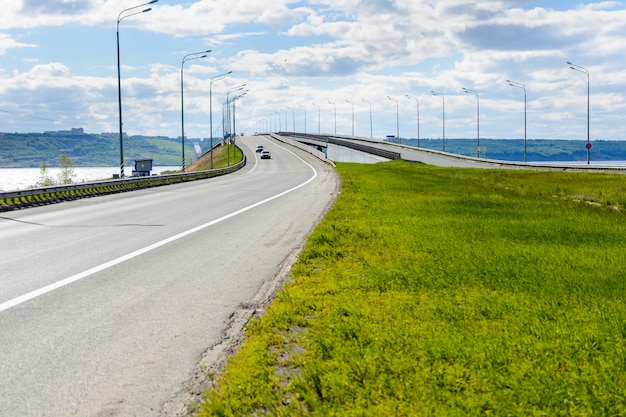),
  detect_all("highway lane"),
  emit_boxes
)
[297,134,626,172]
[0,136,339,417]
[281,133,499,168]
[335,137,499,168]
